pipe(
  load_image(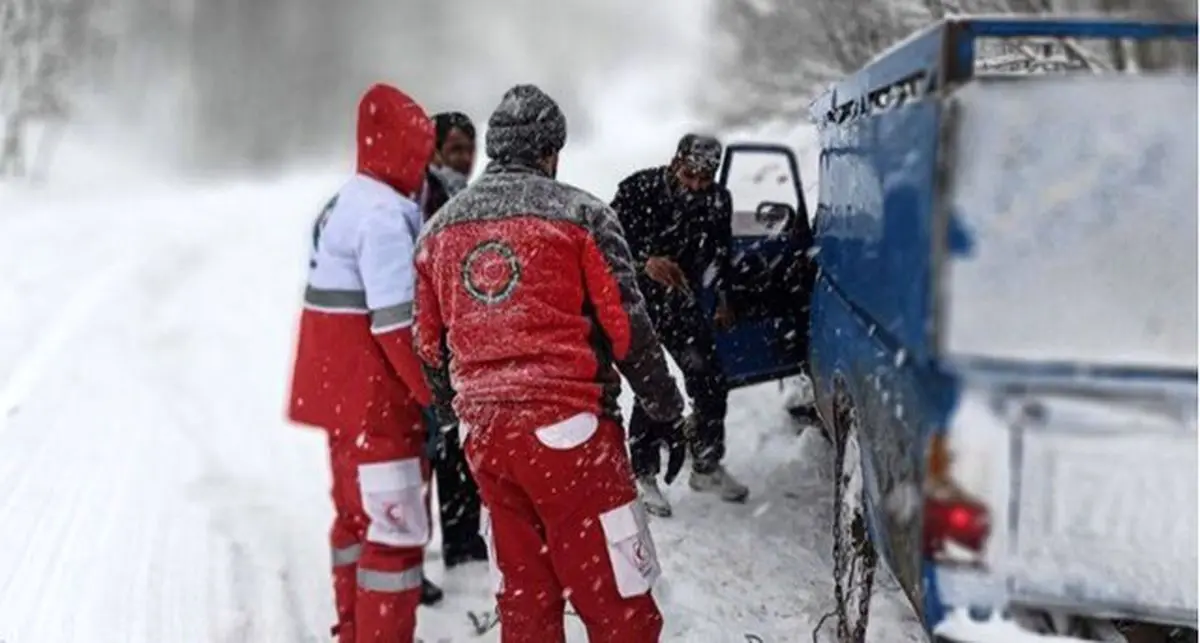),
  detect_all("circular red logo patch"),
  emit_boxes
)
[462,240,521,304]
